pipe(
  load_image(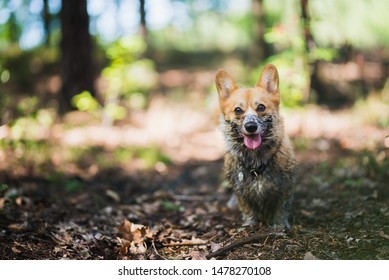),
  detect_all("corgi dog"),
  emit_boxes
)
[215,64,296,228]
